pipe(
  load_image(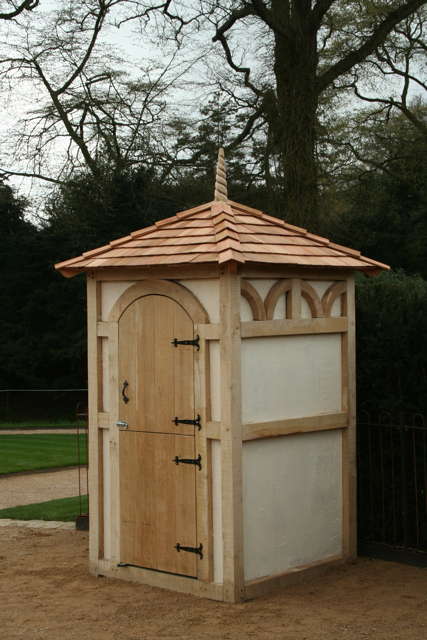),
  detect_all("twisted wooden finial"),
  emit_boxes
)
[214,147,228,201]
